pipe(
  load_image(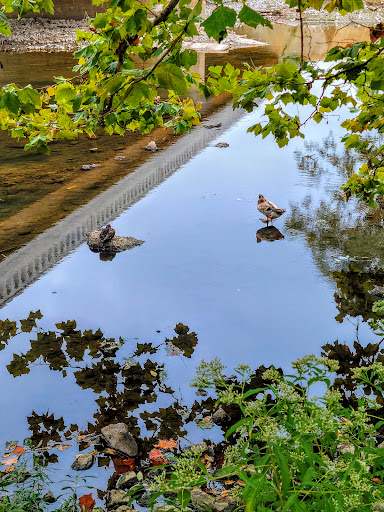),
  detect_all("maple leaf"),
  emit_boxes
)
[149,448,165,466]
[13,446,26,455]
[78,493,95,512]
[154,439,177,450]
